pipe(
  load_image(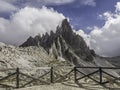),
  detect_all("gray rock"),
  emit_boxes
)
[20,19,94,64]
